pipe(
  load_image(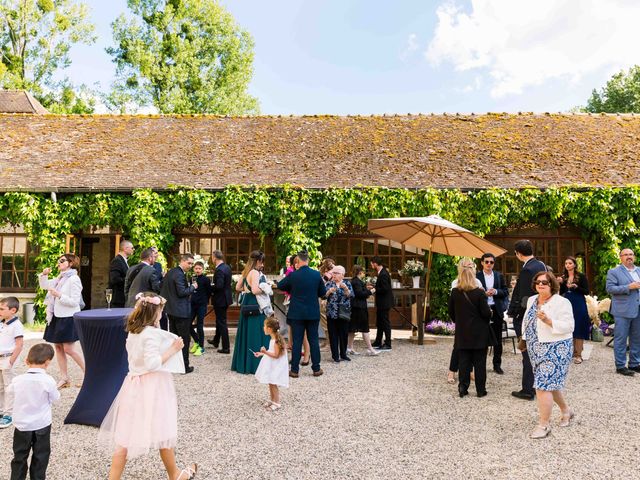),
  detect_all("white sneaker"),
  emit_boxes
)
[365,349,379,356]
